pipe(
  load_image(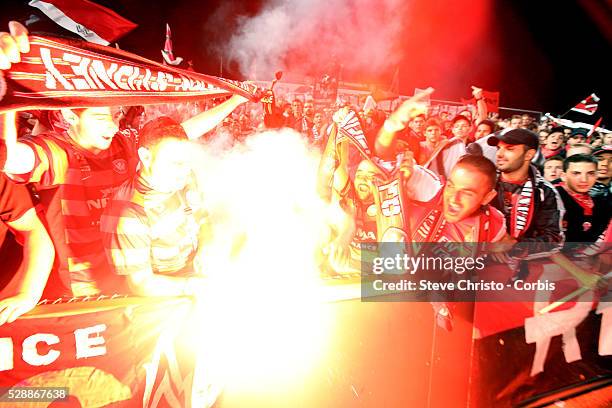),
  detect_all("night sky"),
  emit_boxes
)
[3,0,610,121]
